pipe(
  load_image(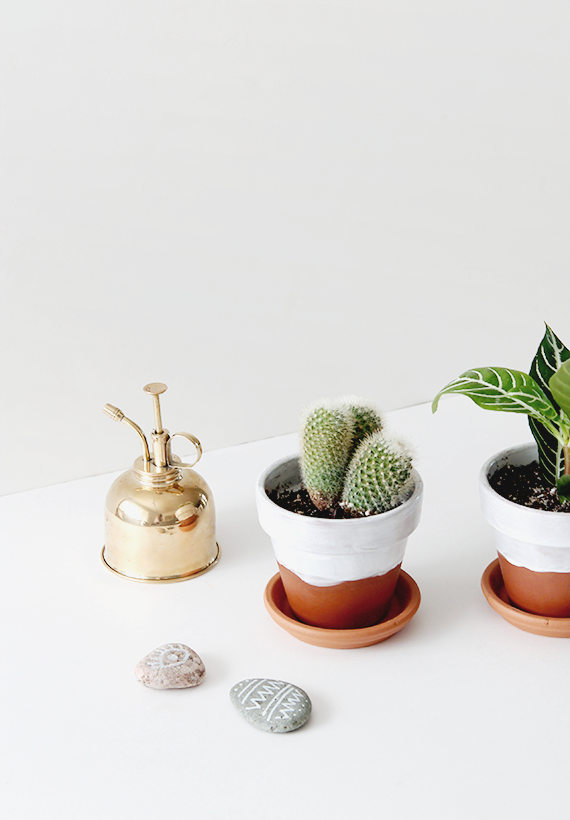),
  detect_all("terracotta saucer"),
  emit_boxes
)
[263,570,421,649]
[481,559,570,638]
